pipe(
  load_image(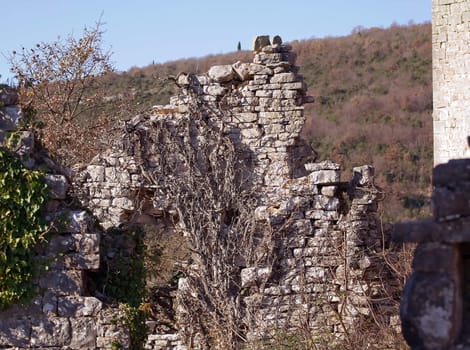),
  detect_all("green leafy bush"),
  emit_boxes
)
[0,147,48,309]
